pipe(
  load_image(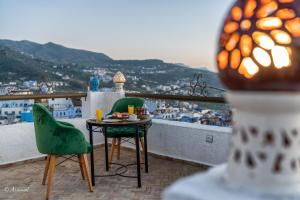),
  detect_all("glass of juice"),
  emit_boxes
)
[96,109,103,122]
[128,105,134,114]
